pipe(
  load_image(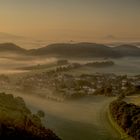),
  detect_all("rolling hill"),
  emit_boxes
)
[113,44,140,56]
[0,42,139,58]
[29,43,121,58]
[0,43,26,54]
